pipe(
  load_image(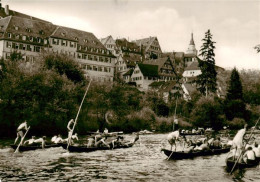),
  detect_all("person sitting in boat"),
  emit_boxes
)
[243,146,256,164]
[95,136,110,148]
[87,137,95,148]
[231,124,248,160]
[24,136,36,145]
[211,137,222,149]
[54,134,64,144]
[194,139,210,151]
[253,143,260,158]
[103,128,109,134]
[64,133,79,145]
[167,129,181,151]
[34,136,46,148]
[51,135,57,143]
[14,121,29,145]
